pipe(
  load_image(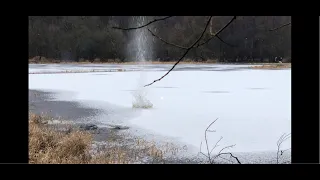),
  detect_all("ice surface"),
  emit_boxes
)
[29,64,291,154]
